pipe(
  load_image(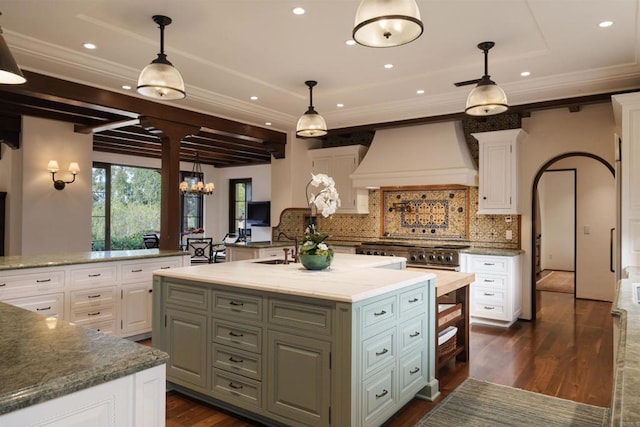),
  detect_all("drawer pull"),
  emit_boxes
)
[131,269,143,273]
[228,331,244,338]
[375,348,389,356]
[0,283,6,287]
[88,273,101,278]
[408,298,419,303]
[483,262,495,266]
[36,306,51,311]
[160,266,171,269]
[87,294,101,299]
[229,382,243,390]
[483,306,495,310]
[375,389,388,399]
[229,357,244,363]
[409,367,420,375]
[148,289,153,293]
[483,279,495,283]
[229,301,244,307]
[374,310,387,316]
[36,279,51,283]
[483,292,495,296]
[88,311,101,316]
[409,331,420,338]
